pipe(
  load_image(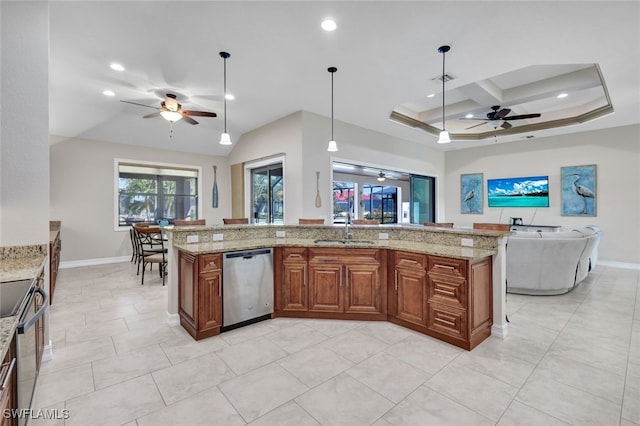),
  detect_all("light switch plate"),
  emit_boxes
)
[187,235,199,243]
[213,233,224,241]
[461,238,474,247]
[276,230,286,238]
[378,233,389,240]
